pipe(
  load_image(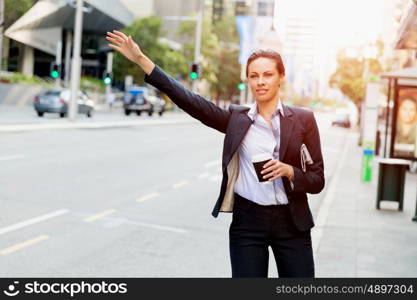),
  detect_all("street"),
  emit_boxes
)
[0,110,349,277]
